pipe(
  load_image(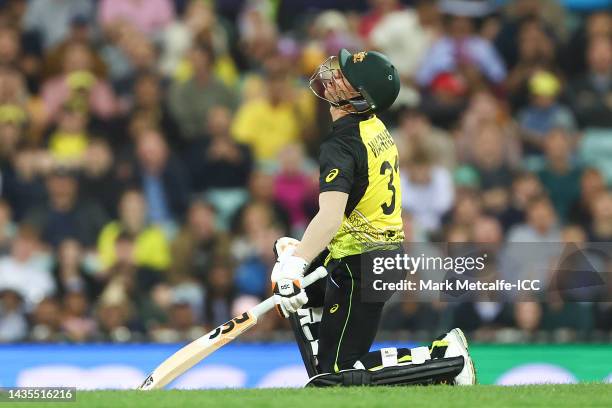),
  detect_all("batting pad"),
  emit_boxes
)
[306,356,465,387]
